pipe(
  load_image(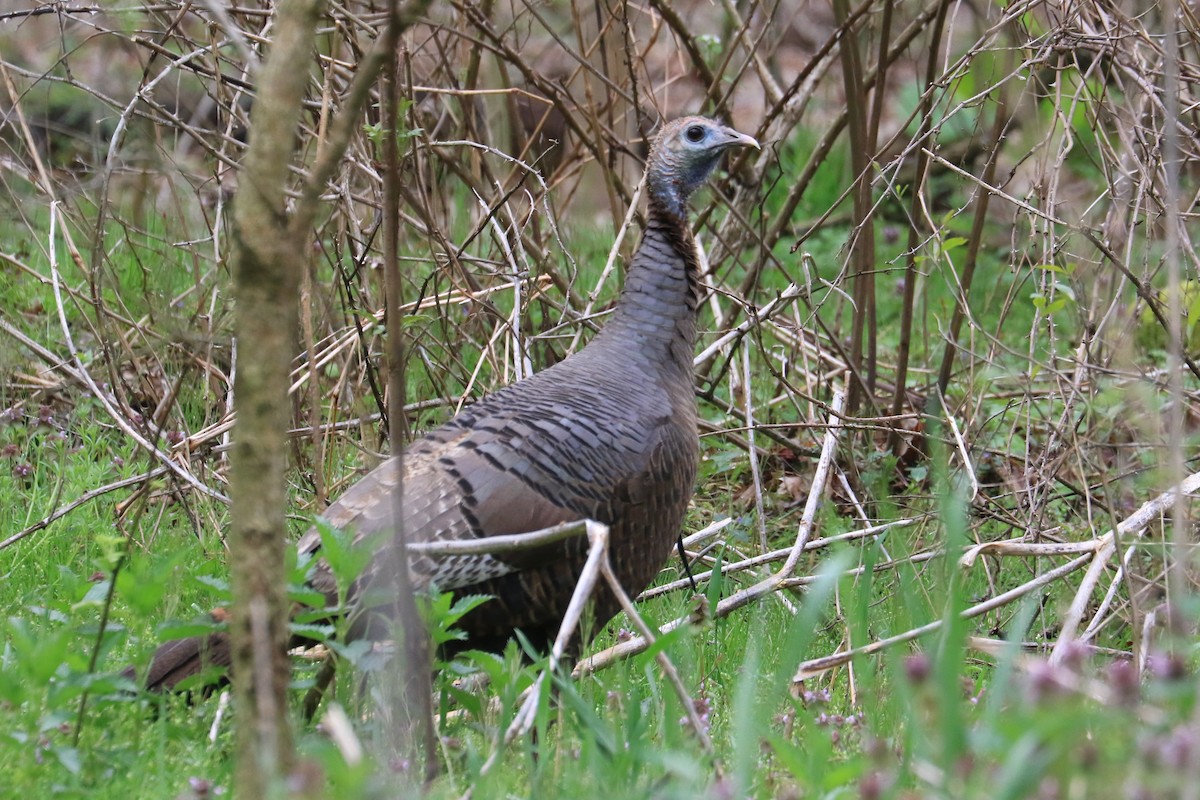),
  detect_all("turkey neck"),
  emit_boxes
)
[593,193,702,377]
